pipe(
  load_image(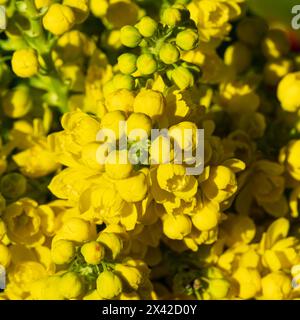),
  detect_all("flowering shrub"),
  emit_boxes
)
[0,0,300,300]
